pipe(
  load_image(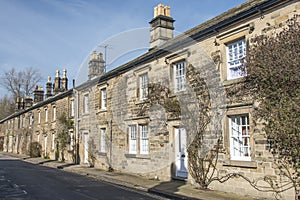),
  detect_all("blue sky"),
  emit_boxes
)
[0,0,247,95]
